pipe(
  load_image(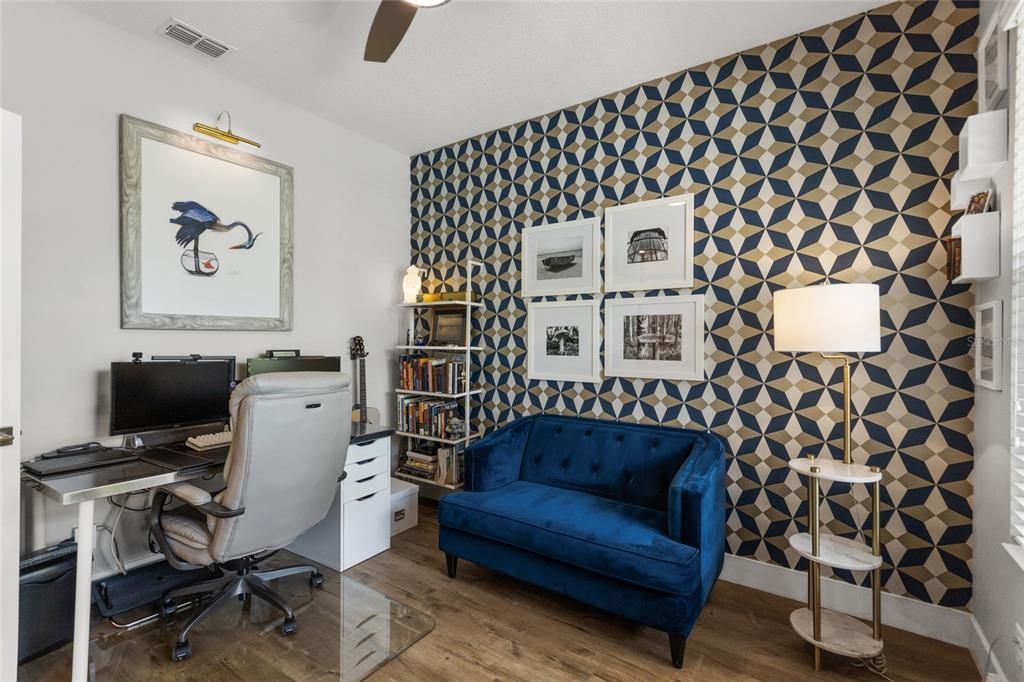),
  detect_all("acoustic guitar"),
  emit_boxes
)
[349,336,380,424]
